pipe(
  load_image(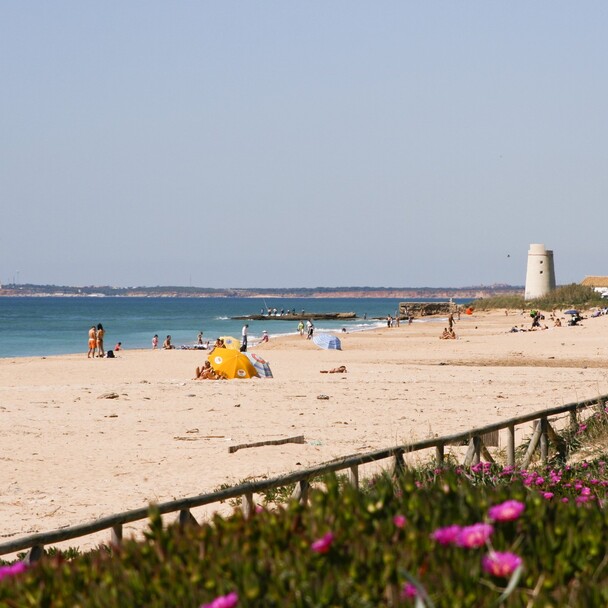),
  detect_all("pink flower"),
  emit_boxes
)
[488,500,525,522]
[456,523,493,548]
[482,552,523,578]
[200,592,239,608]
[393,514,407,528]
[311,532,335,554]
[401,582,418,599]
[542,492,554,500]
[431,524,462,546]
[561,497,569,503]
[0,562,27,581]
